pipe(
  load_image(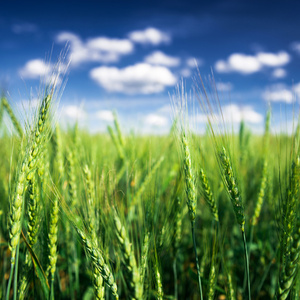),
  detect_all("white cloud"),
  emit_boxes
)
[144,51,180,67]
[144,114,168,127]
[19,59,51,79]
[215,51,290,74]
[215,54,262,74]
[215,60,230,73]
[272,68,287,78]
[216,82,233,92]
[56,32,80,44]
[222,104,263,123]
[180,68,192,77]
[18,98,40,110]
[56,31,134,66]
[228,54,262,74]
[128,27,170,45]
[294,83,300,97]
[61,105,86,120]
[196,104,263,124]
[157,104,172,114]
[90,63,177,94]
[291,42,300,54]
[256,51,290,67]
[186,57,203,68]
[87,37,133,54]
[96,110,114,121]
[262,82,300,103]
[262,84,294,103]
